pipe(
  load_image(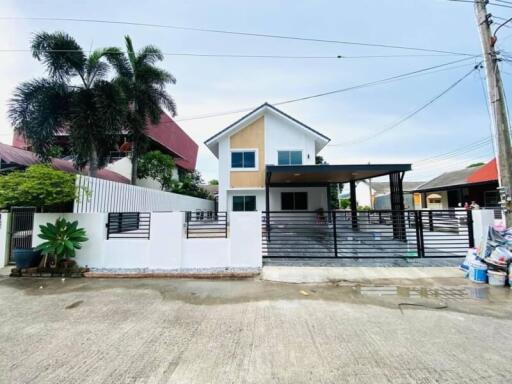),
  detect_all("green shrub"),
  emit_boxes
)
[0,164,76,209]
